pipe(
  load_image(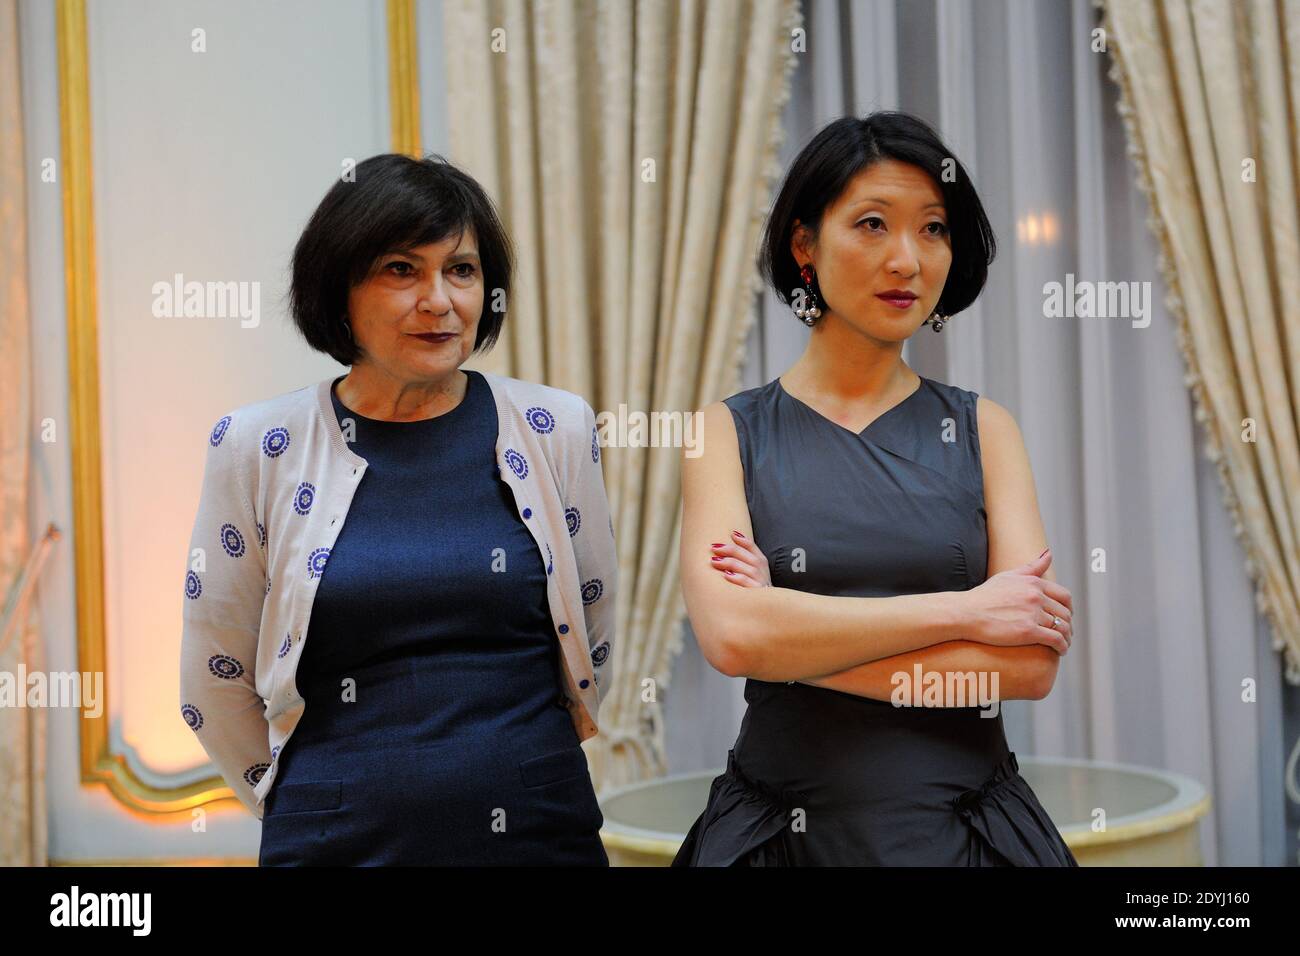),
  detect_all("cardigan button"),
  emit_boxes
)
[579,679,590,689]
[522,507,532,519]
[558,624,569,634]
